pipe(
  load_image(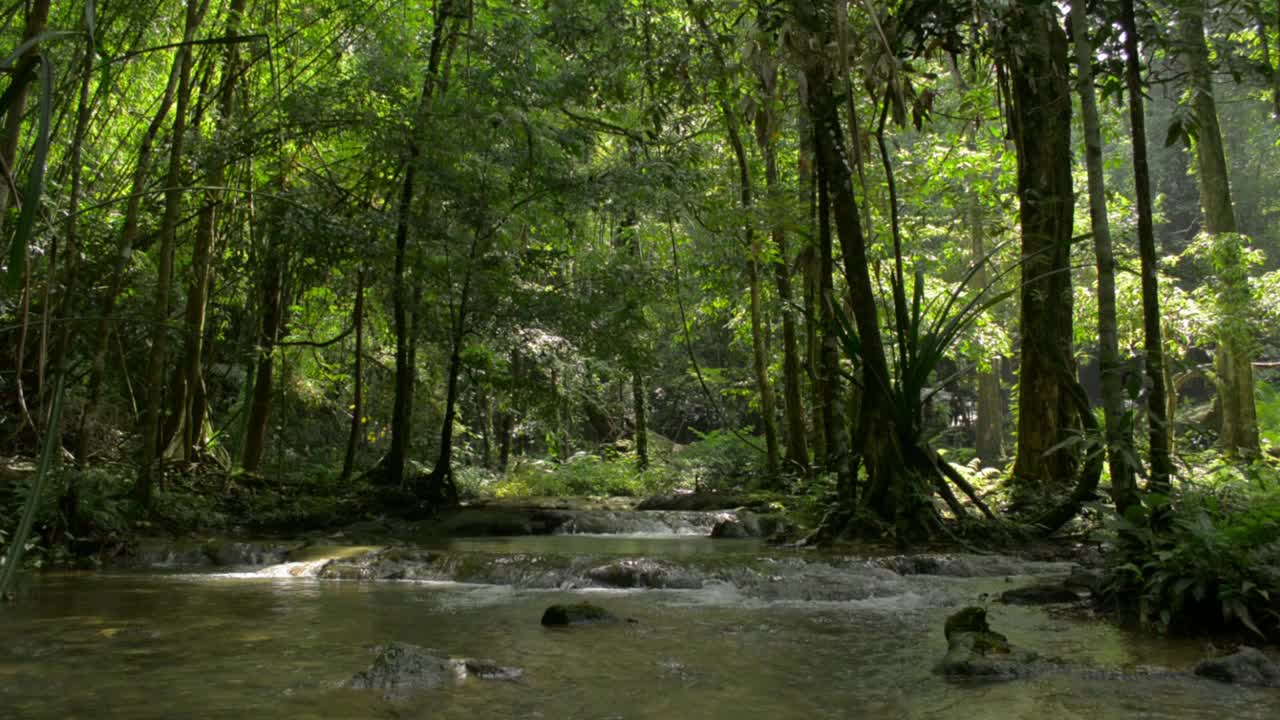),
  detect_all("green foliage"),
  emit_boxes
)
[668,429,769,491]
[1103,466,1280,639]
[494,453,678,498]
